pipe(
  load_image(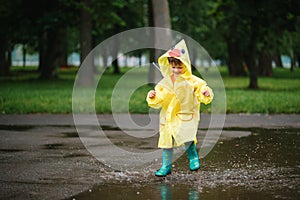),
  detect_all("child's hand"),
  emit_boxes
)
[201,90,210,97]
[148,90,156,99]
